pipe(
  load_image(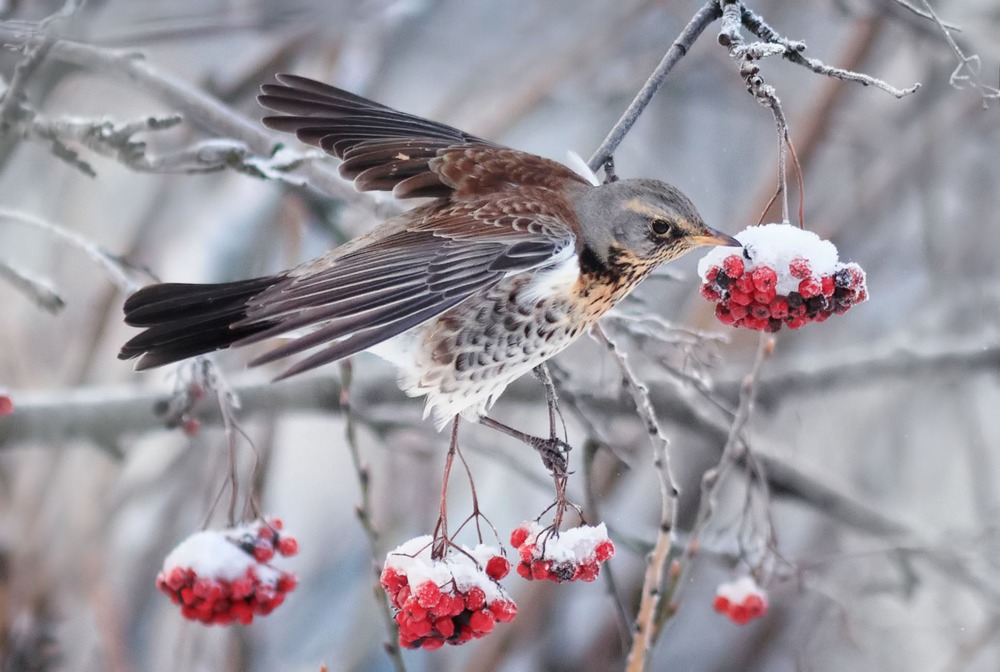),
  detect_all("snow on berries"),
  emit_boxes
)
[510,522,615,583]
[380,536,517,650]
[156,517,298,625]
[712,576,768,625]
[698,223,868,332]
